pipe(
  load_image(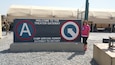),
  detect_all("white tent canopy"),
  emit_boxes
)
[7,5,115,24]
[7,5,78,22]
